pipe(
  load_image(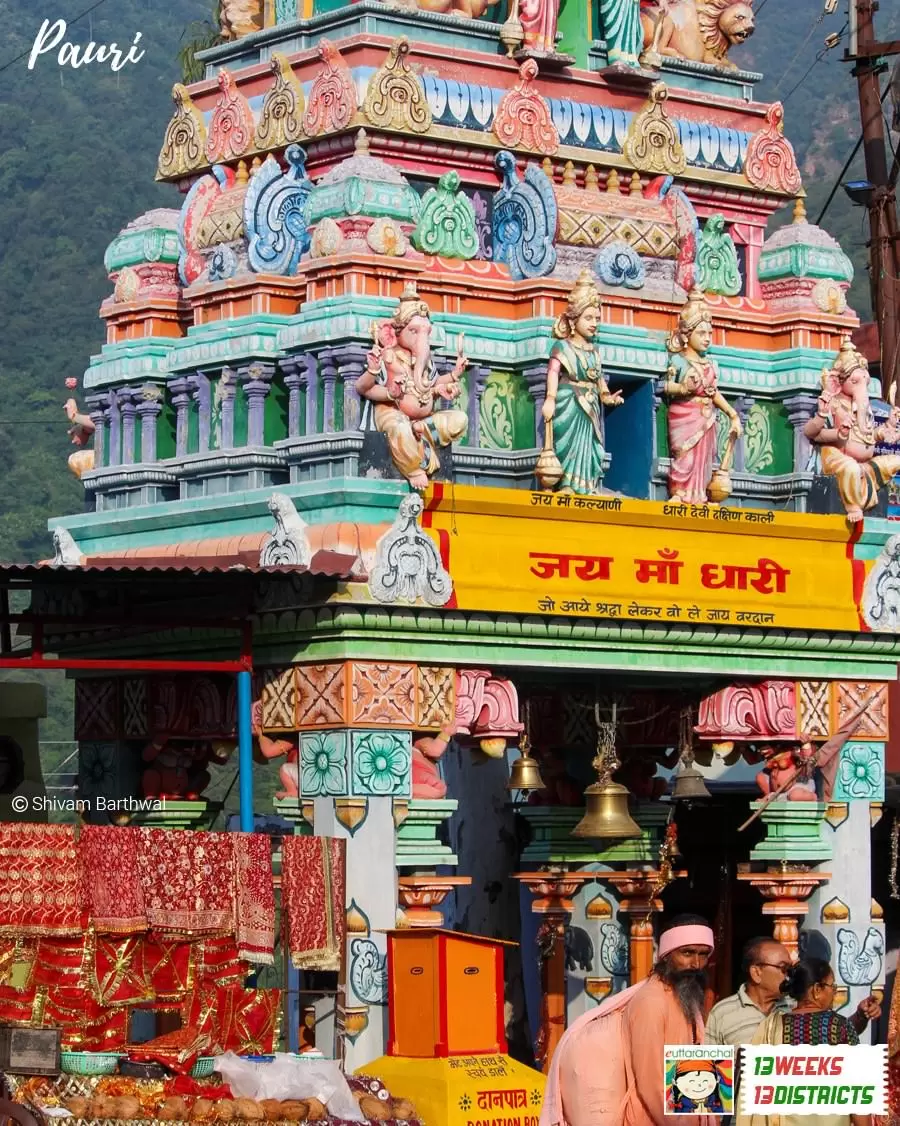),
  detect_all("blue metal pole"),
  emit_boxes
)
[237,669,254,832]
